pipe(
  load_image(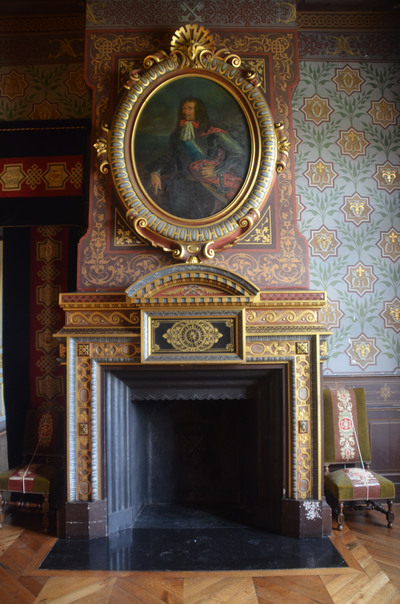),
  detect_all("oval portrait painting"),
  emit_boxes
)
[133,75,252,221]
